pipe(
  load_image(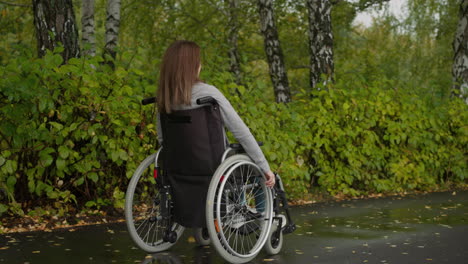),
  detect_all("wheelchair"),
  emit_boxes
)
[125,96,296,264]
